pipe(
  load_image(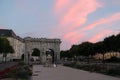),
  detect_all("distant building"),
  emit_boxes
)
[94,52,120,60]
[0,29,25,61]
